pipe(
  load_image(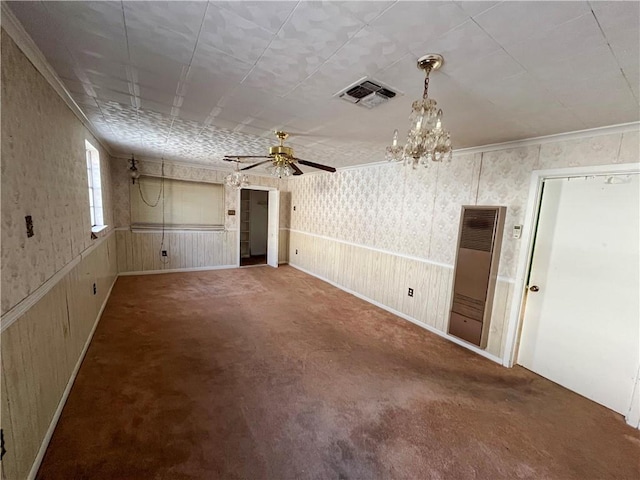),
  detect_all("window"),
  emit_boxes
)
[85,140,104,228]
[130,176,224,230]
